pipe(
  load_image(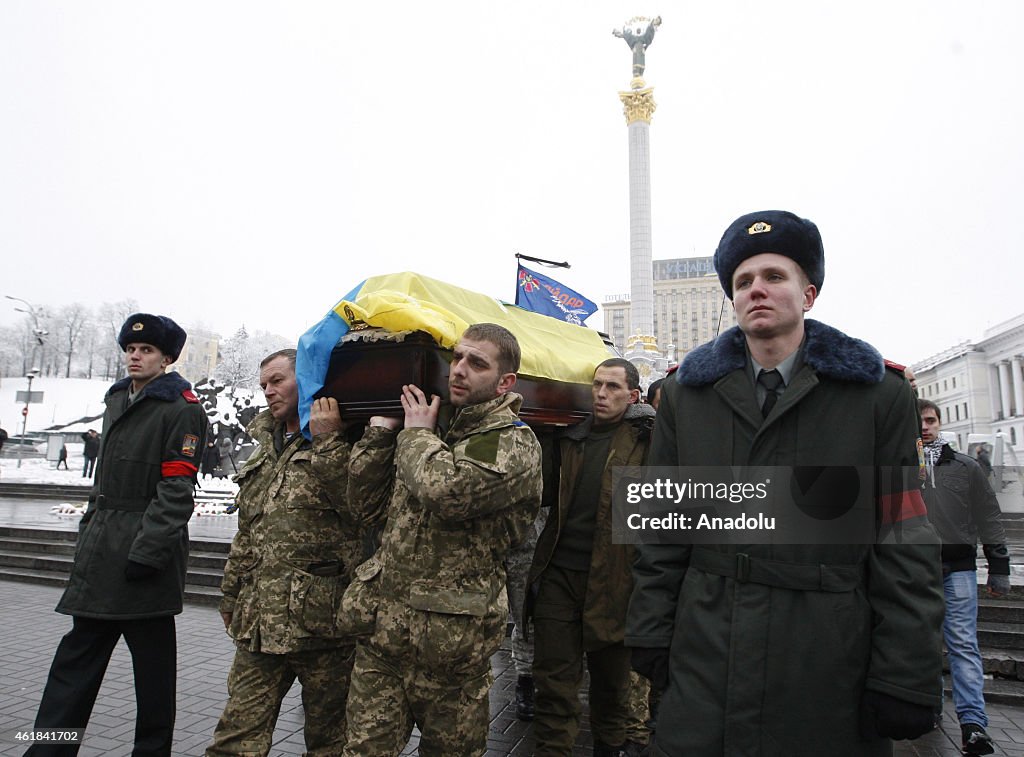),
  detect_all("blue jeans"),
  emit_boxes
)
[943,569,987,727]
